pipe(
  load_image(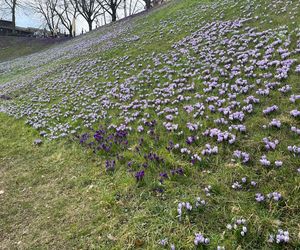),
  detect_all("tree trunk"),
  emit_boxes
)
[145,0,151,10]
[12,0,16,33]
[111,8,117,22]
[69,27,73,37]
[88,20,93,31]
[104,12,107,25]
[124,0,127,17]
